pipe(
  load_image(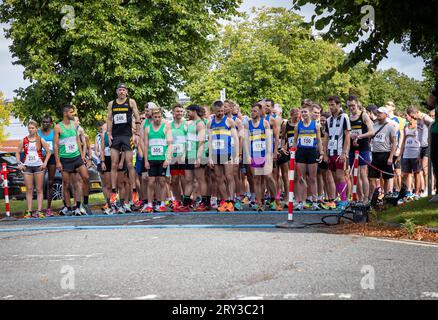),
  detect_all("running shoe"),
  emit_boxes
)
[117,206,125,214]
[132,191,139,204]
[274,200,283,211]
[210,197,218,210]
[303,200,313,210]
[156,206,168,212]
[102,203,109,211]
[174,205,190,212]
[337,201,350,211]
[140,204,151,213]
[195,203,208,212]
[31,211,39,218]
[226,202,235,212]
[36,211,45,218]
[81,204,92,215]
[104,207,114,215]
[321,201,336,210]
[46,208,54,217]
[217,201,228,212]
[59,206,69,216]
[123,204,132,213]
[241,196,250,206]
[74,207,82,216]
[294,202,304,211]
[23,210,32,219]
[234,201,243,211]
[110,192,118,205]
[144,206,154,213]
[310,202,321,211]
